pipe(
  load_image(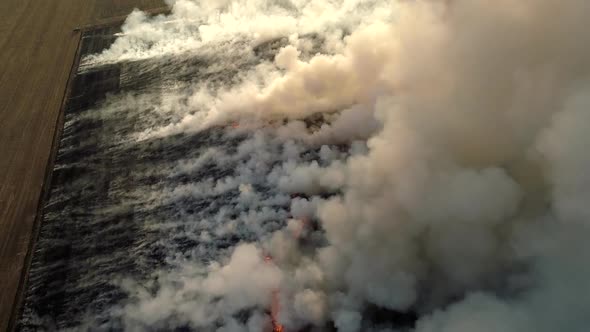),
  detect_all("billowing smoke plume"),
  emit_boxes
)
[81,0,590,331]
